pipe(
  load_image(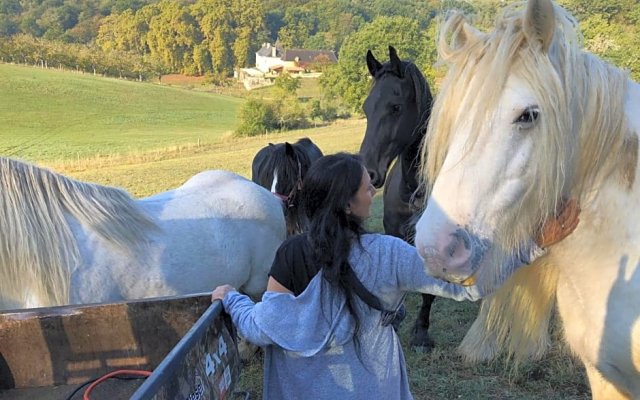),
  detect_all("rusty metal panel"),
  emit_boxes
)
[0,293,211,389]
[131,302,241,400]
